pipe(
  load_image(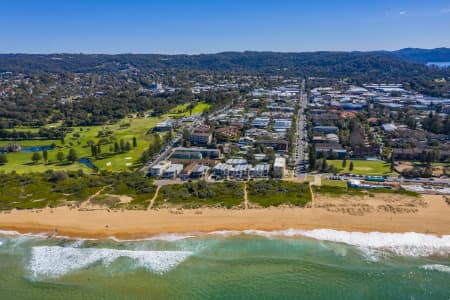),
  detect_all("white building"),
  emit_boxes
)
[150,161,171,177]
[162,163,184,179]
[251,163,270,178]
[273,157,286,178]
